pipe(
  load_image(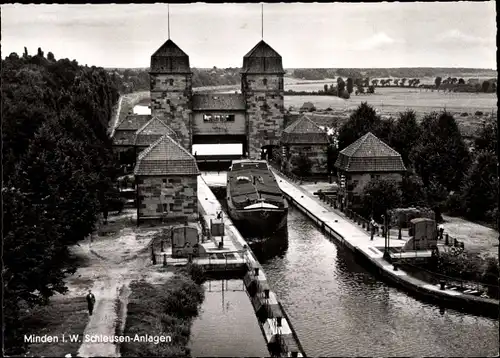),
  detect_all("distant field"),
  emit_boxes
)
[285,86,497,114]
